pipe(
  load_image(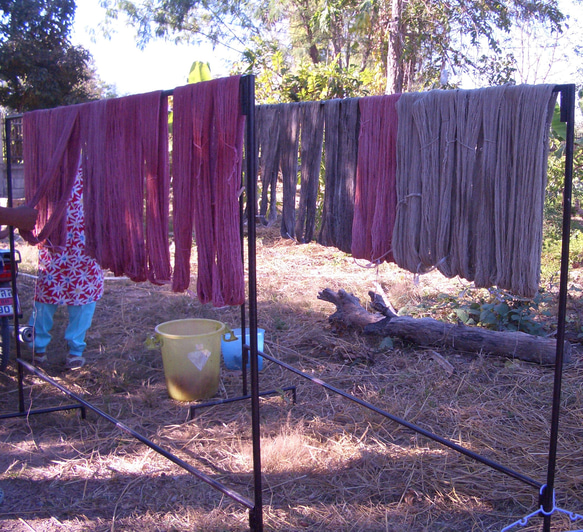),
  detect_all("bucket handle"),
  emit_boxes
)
[145,334,163,350]
[222,326,238,343]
